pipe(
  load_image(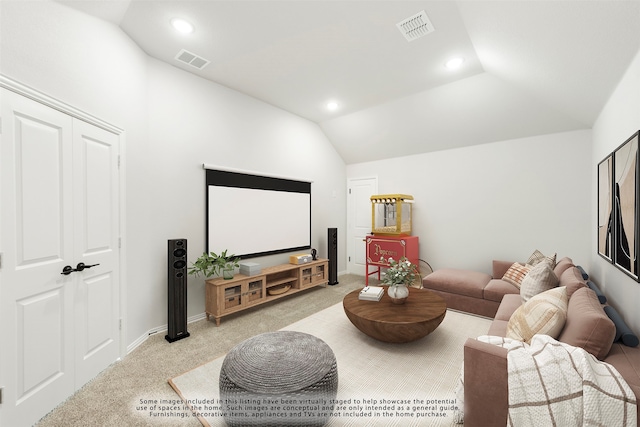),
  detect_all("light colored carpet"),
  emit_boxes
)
[169,302,492,427]
[36,275,367,427]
